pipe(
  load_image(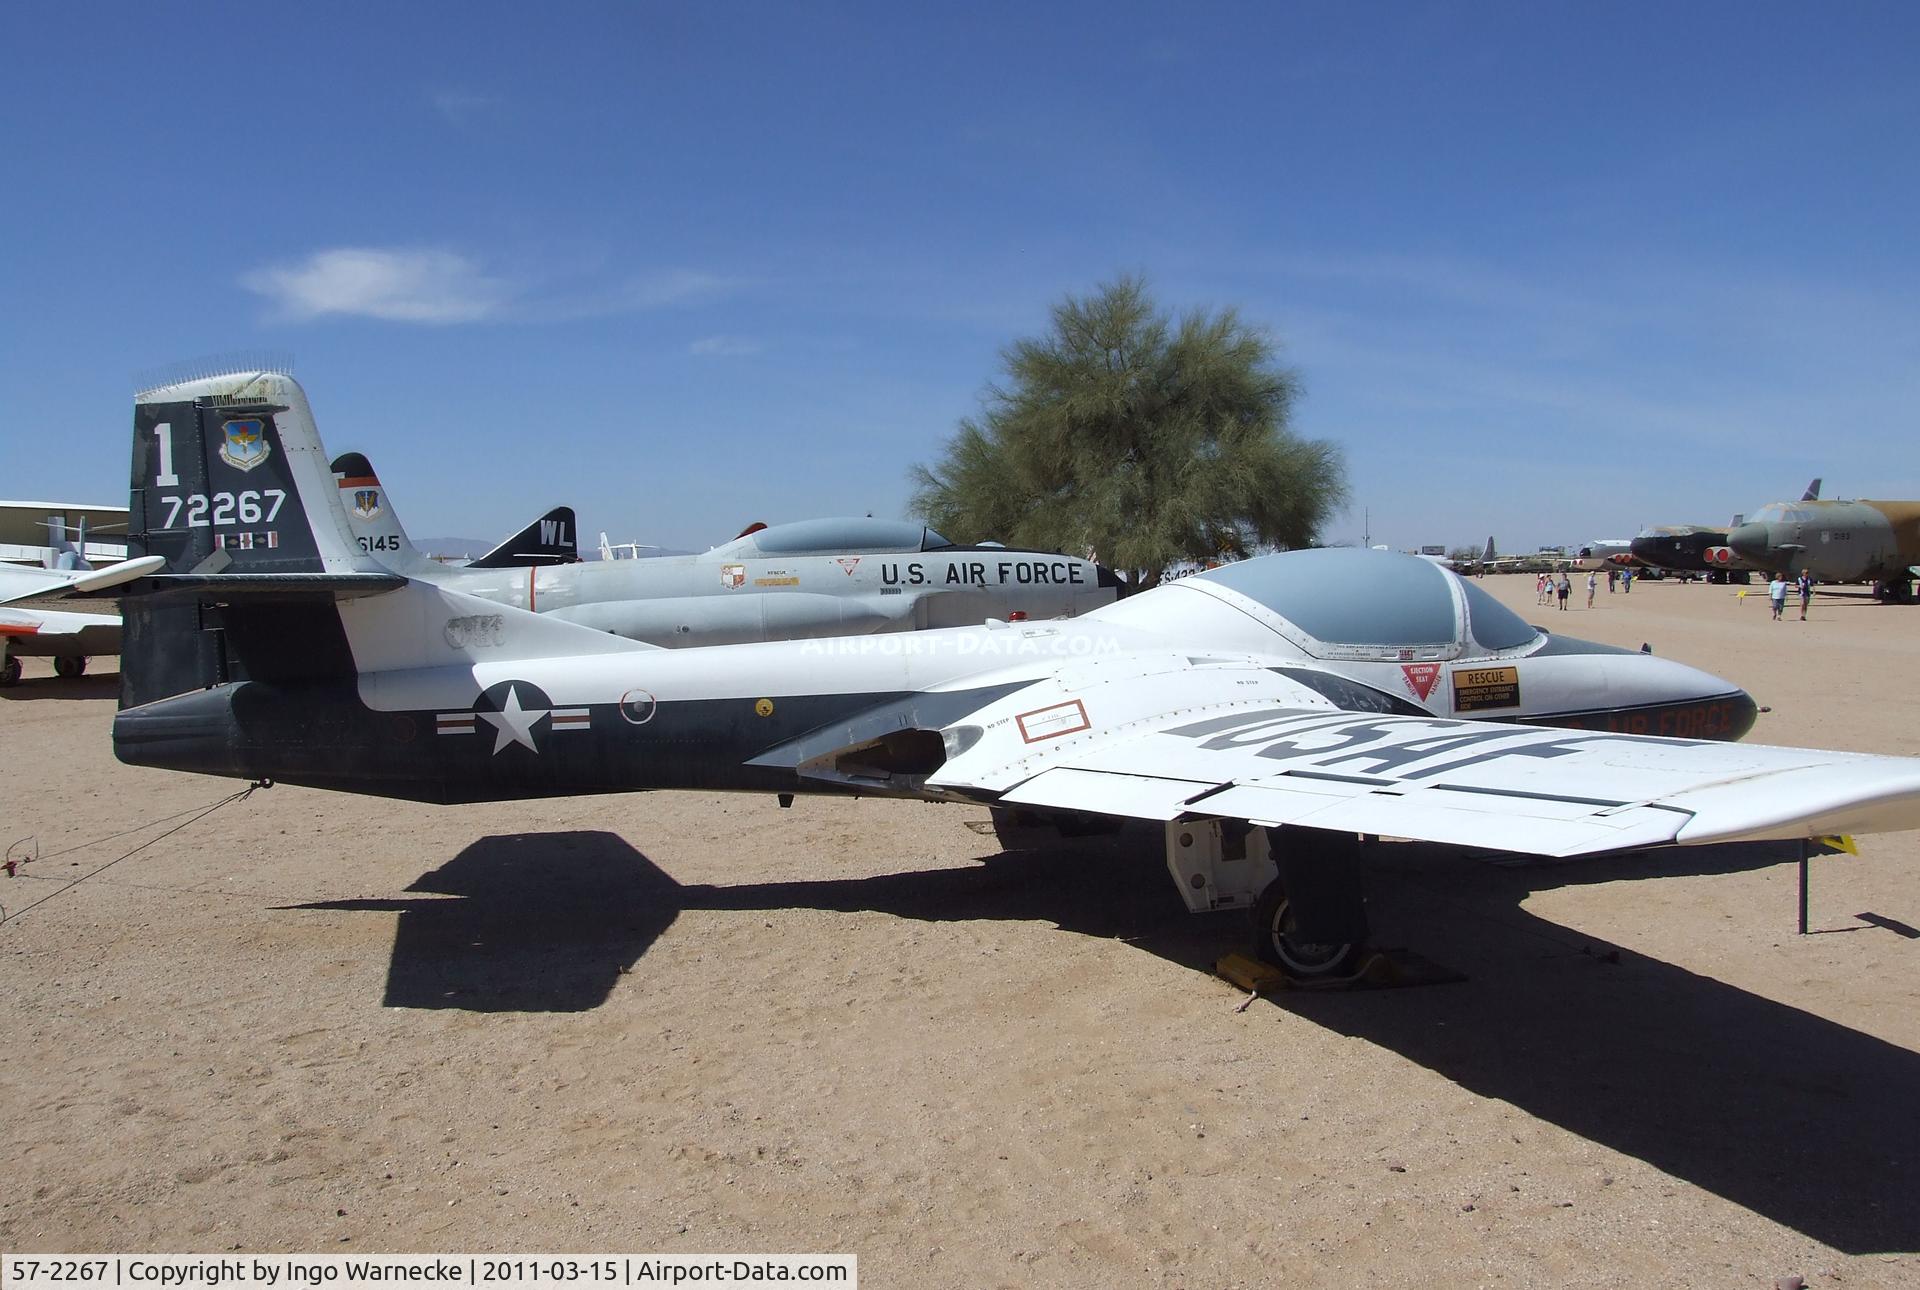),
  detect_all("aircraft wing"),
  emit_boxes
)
[0,556,165,605]
[923,664,1920,857]
[0,604,121,649]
